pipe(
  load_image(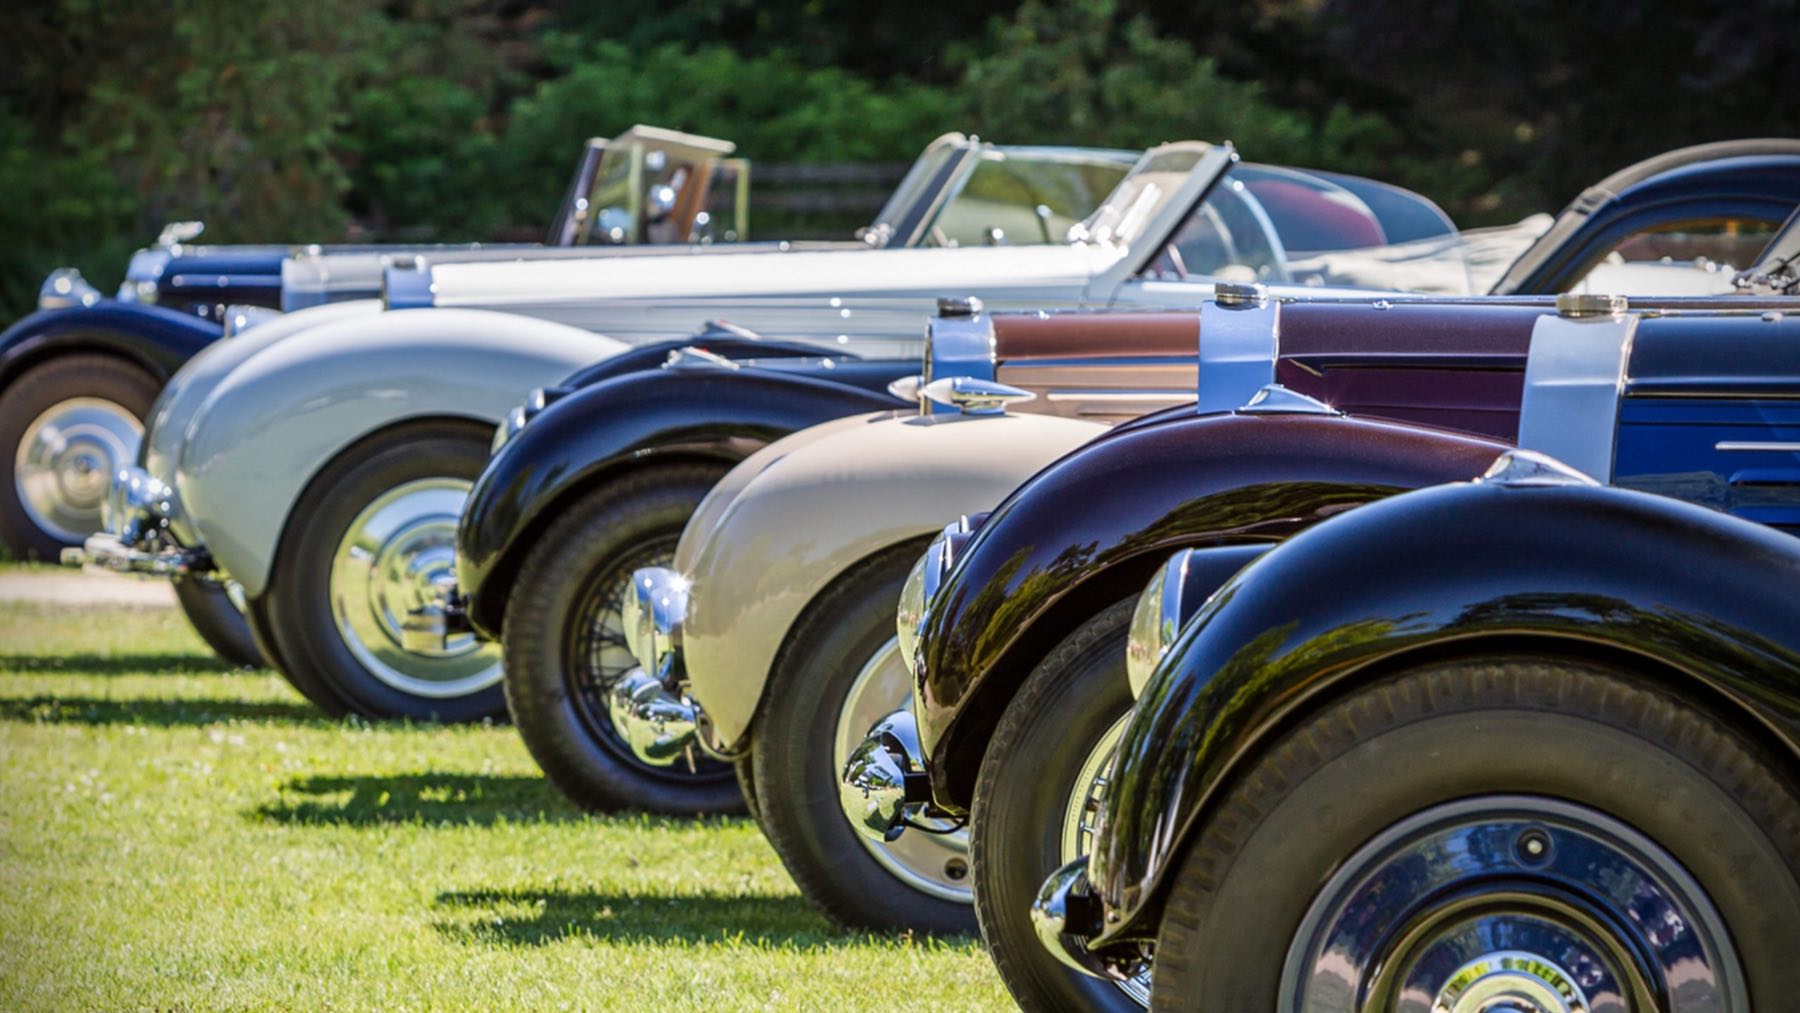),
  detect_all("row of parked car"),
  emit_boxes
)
[9,125,1800,1009]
